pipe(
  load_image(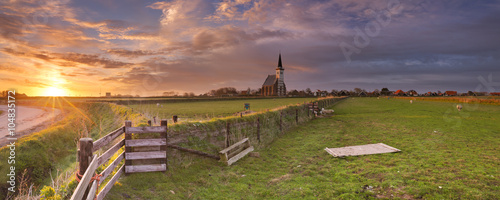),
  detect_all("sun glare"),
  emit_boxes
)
[43,86,67,97]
